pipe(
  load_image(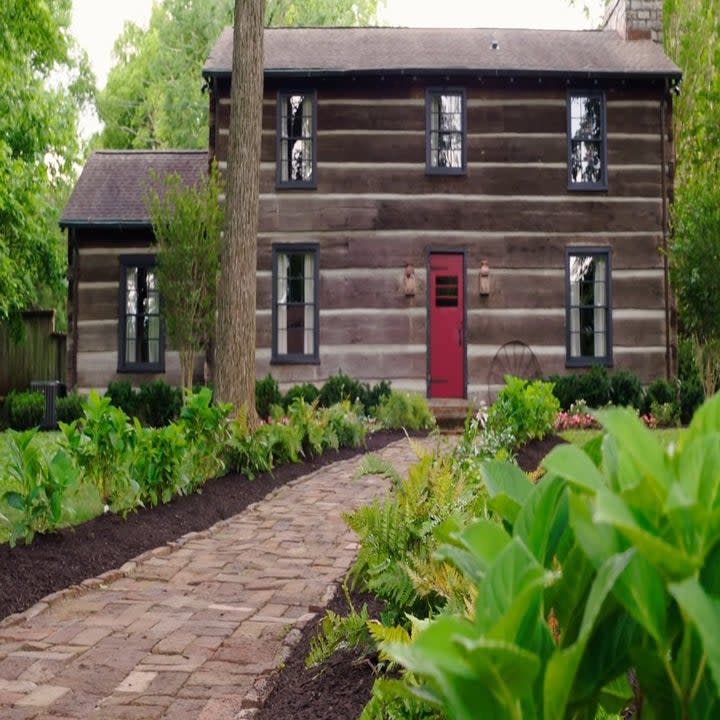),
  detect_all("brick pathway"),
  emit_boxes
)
[0,437,435,720]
